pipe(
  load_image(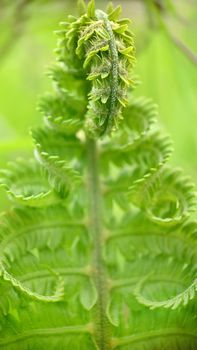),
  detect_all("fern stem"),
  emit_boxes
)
[86,137,111,350]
